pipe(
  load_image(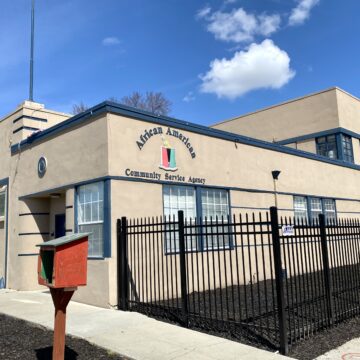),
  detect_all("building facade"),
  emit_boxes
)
[1,88,360,307]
